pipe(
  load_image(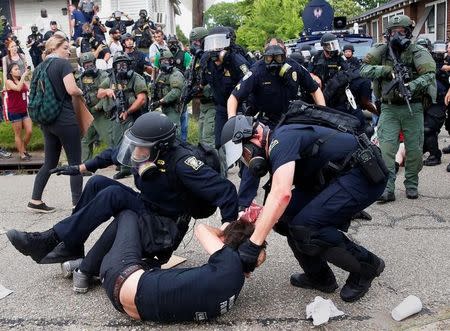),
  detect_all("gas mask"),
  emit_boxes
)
[242,142,268,178]
[189,43,202,56]
[160,59,174,73]
[210,49,228,63]
[83,62,98,77]
[115,61,132,80]
[130,148,159,180]
[168,43,179,54]
[263,45,287,76]
[31,26,38,34]
[389,32,411,51]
